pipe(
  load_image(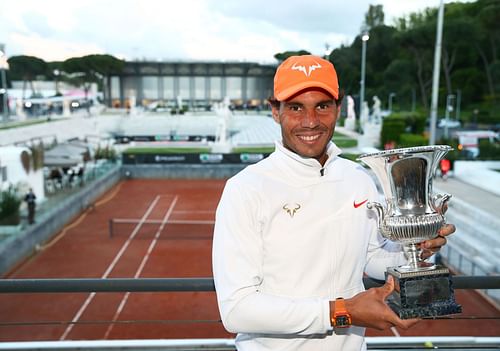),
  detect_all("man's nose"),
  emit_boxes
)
[301,108,320,128]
